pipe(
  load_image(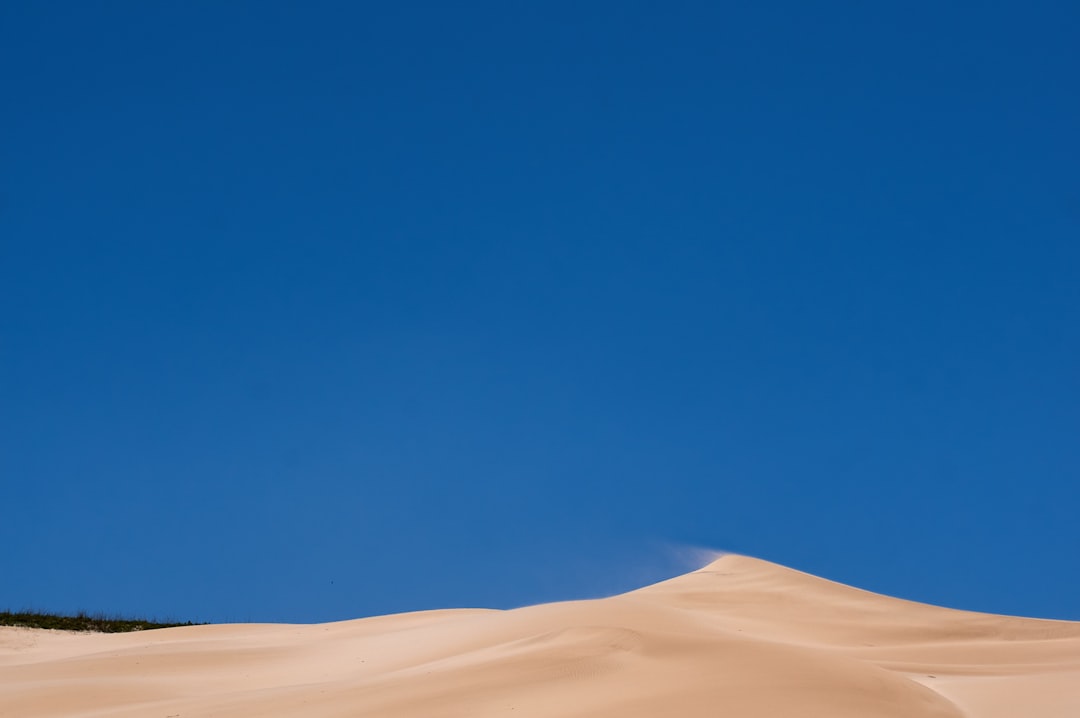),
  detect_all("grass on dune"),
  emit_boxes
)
[0,610,203,633]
